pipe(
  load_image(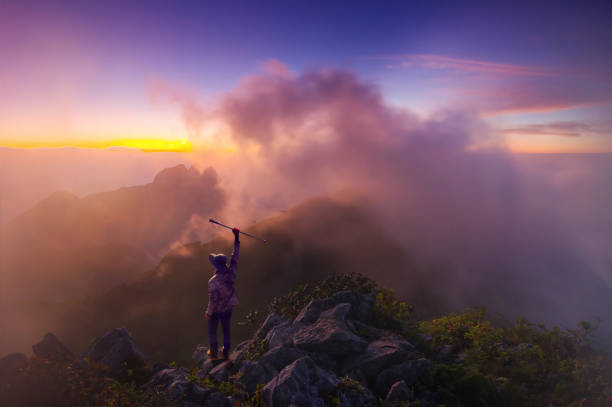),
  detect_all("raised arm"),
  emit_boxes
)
[229,227,240,275]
